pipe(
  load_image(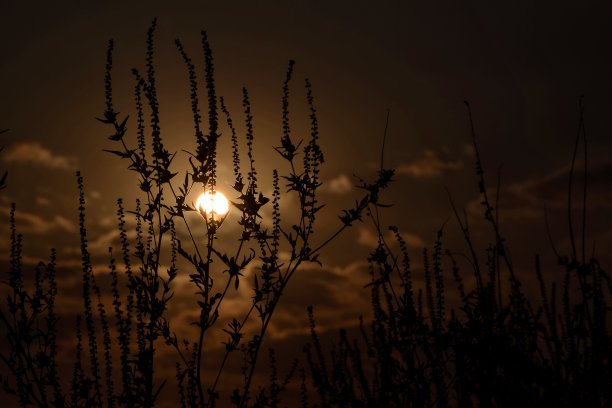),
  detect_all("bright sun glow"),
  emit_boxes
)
[195,190,230,219]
